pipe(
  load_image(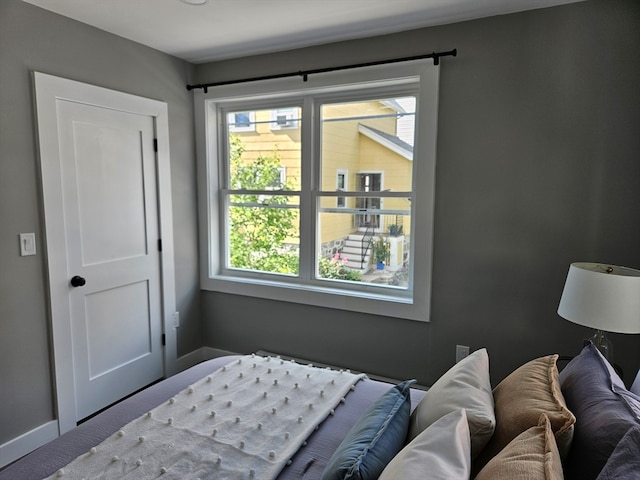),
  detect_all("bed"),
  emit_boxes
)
[0,355,425,480]
[3,343,639,480]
